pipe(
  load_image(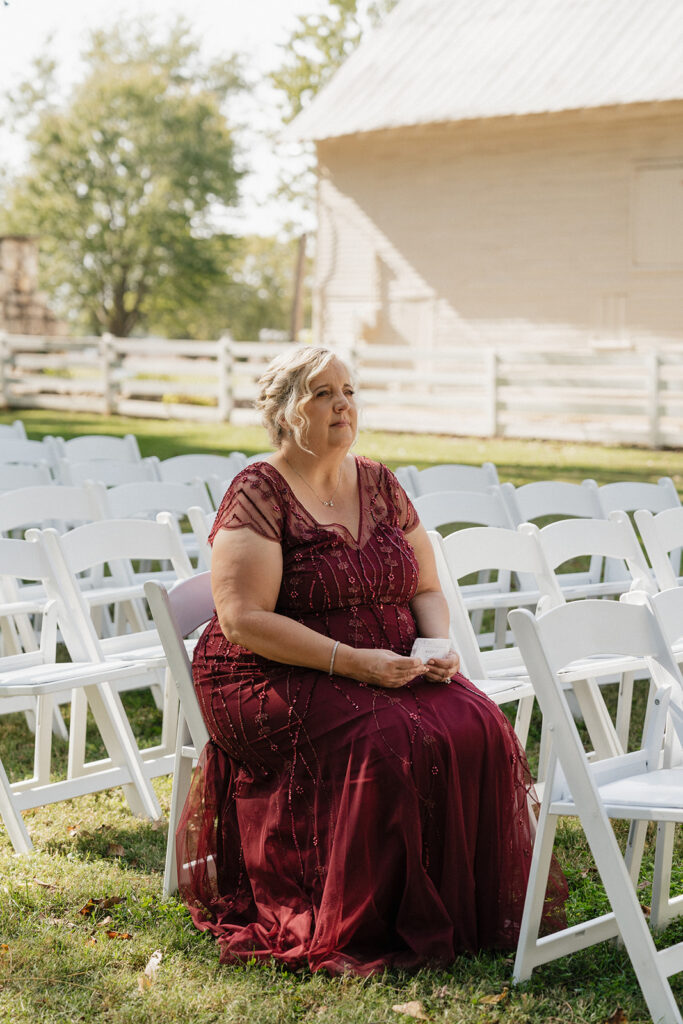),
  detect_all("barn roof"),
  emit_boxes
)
[289,0,683,140]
